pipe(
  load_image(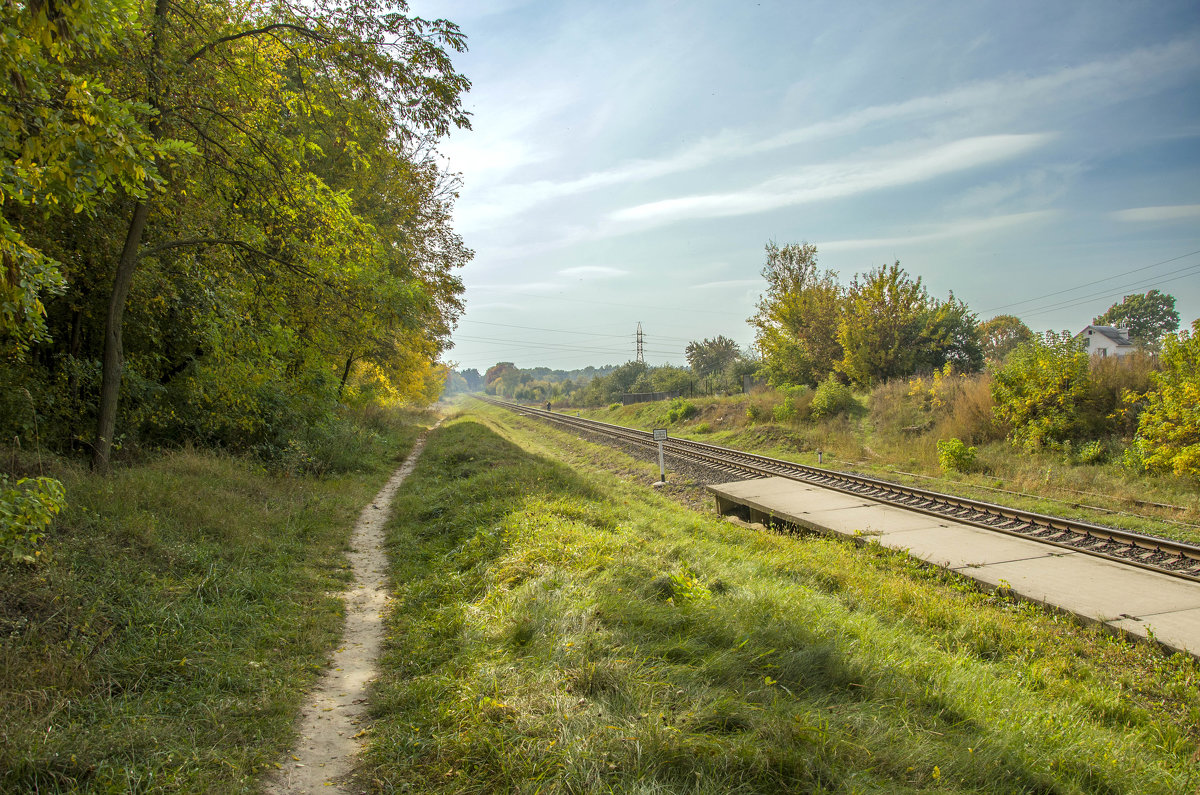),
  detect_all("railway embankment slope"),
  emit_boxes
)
[359,408,1199,793]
